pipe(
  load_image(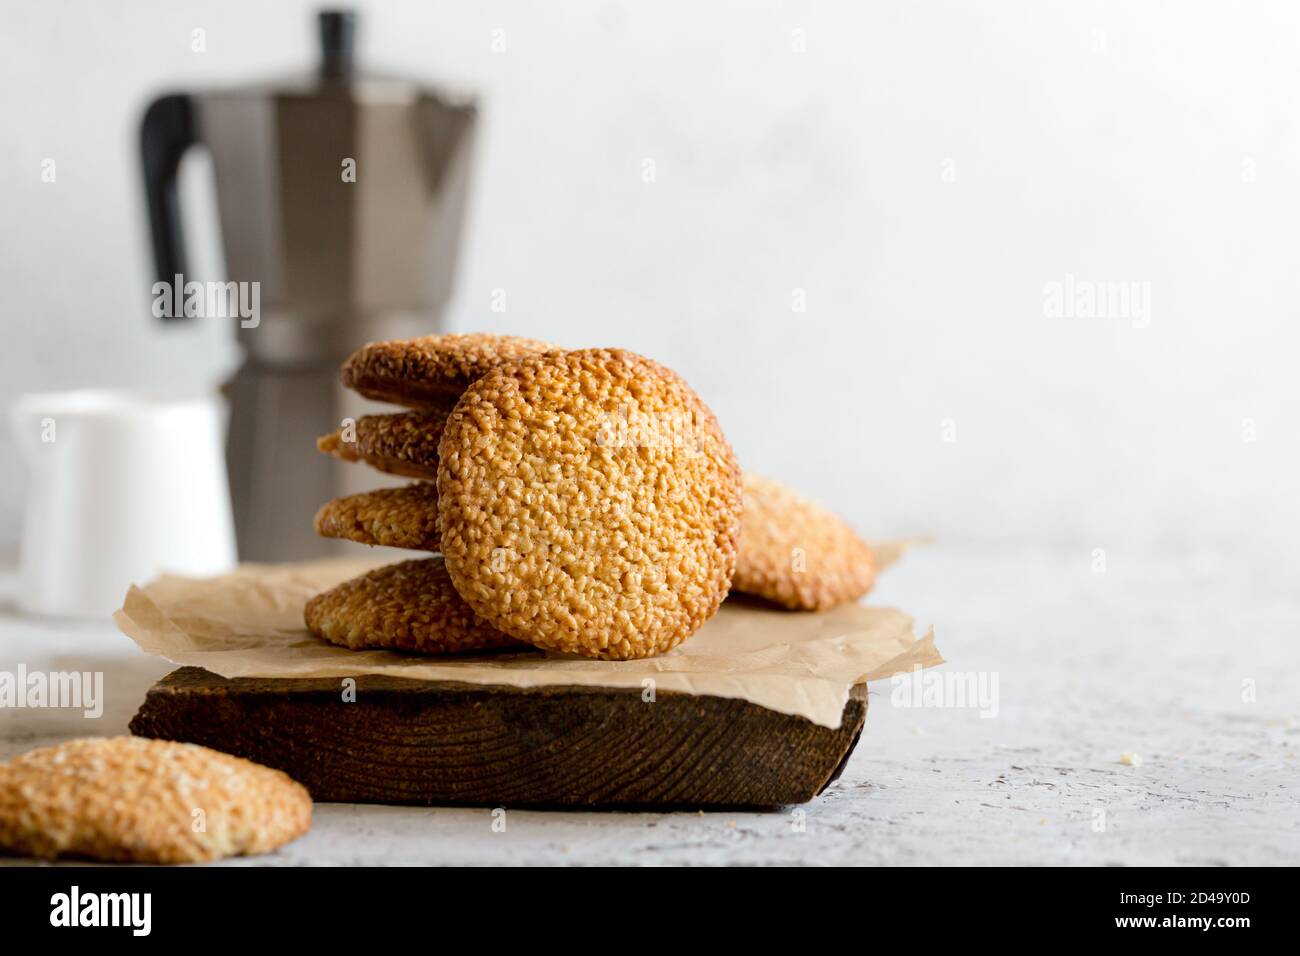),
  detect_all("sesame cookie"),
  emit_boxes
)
[733,472,876,611]
[437,348,743,660]
[304,556,521,653]
[313,482,441,551]
[340,333,555,408]
[318,410,447,480]
[0,737,311,863]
